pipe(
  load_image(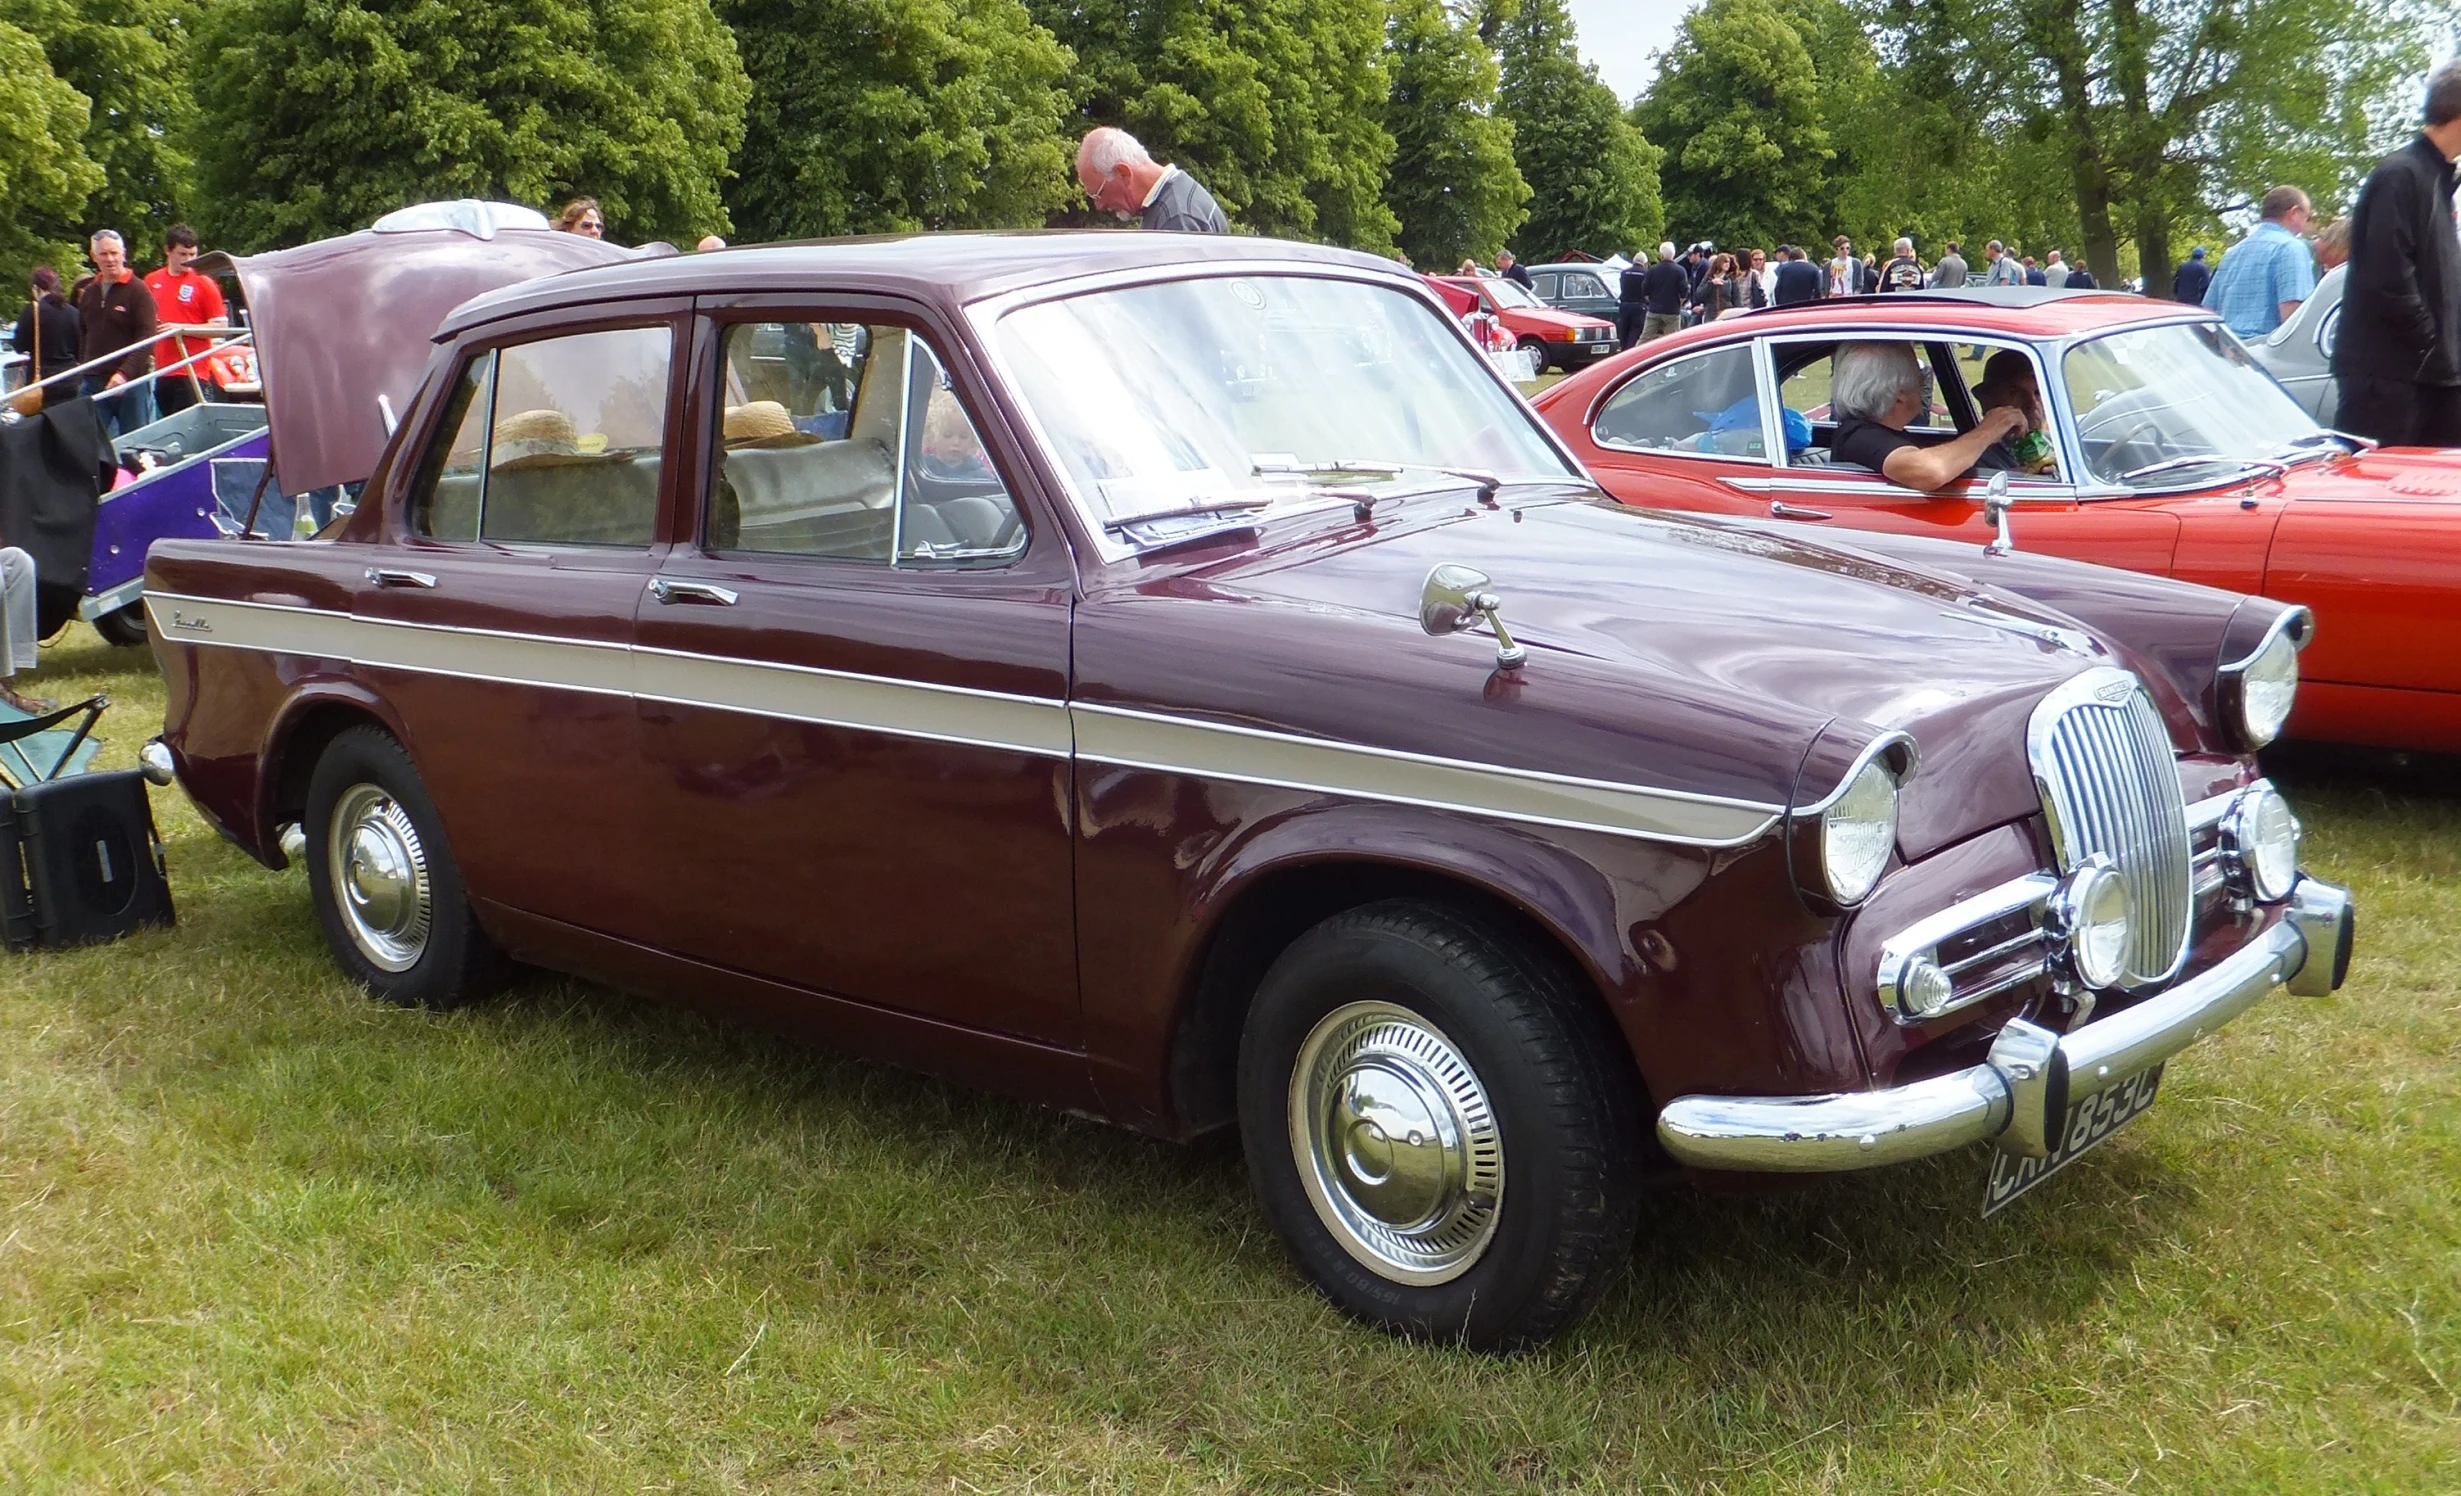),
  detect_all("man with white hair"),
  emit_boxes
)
[1827,342,2029,492]
[1639,241,1689,344]
[1075,127,1226,234]
[1879,236,1925,292]
[72,229,158,437]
